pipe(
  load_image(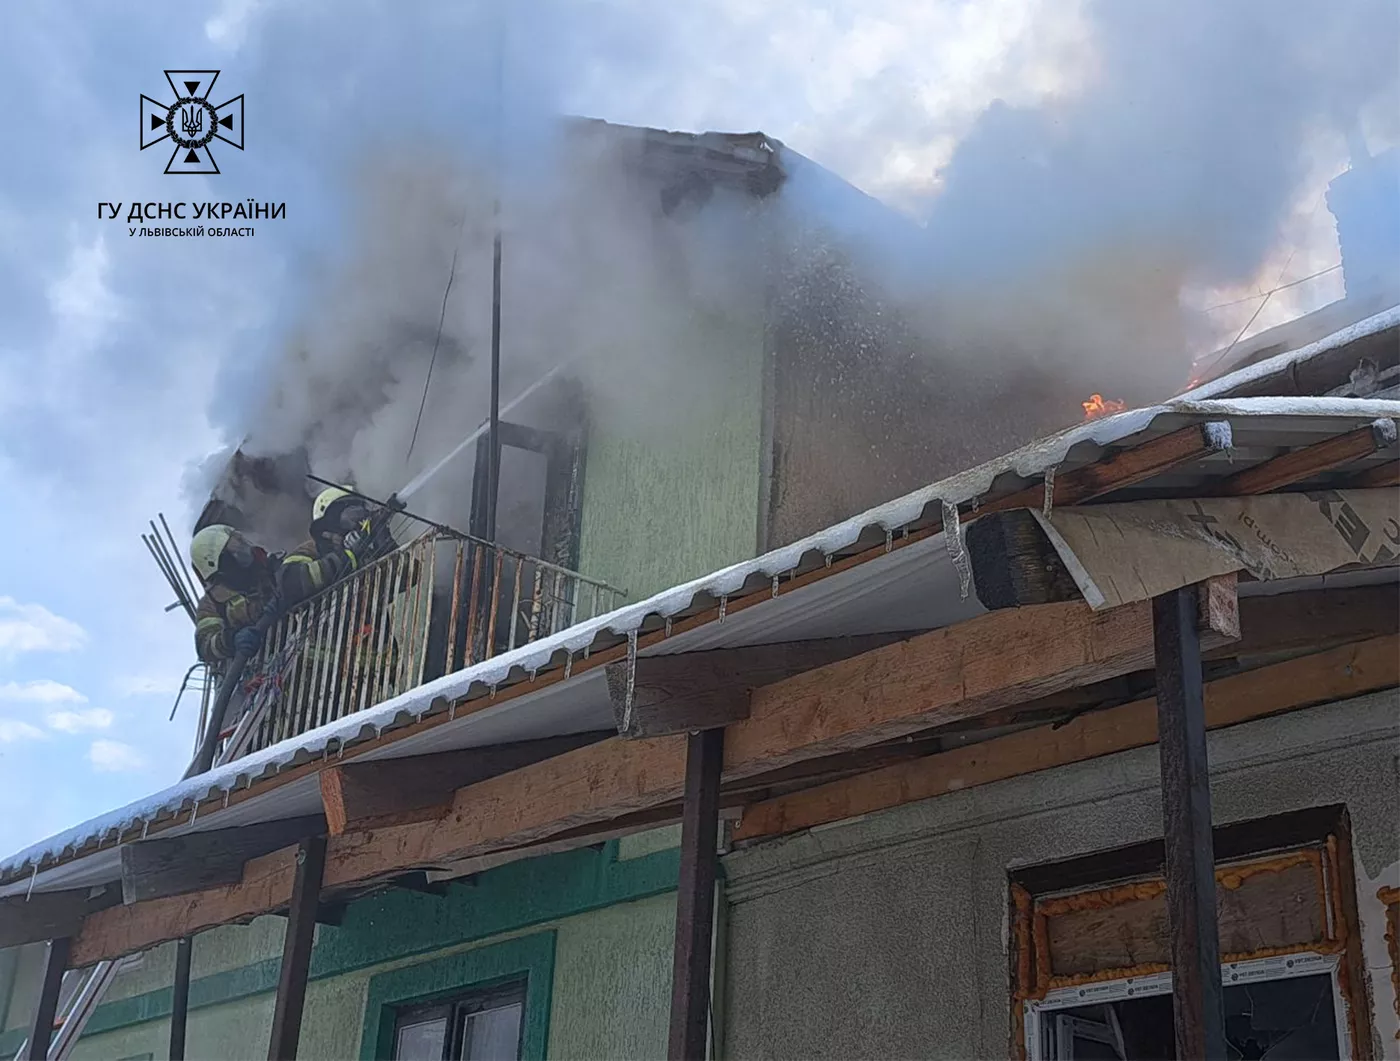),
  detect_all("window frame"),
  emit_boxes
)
[392,978,528,1060]
[1023,950,1351,1060]
[359,931,556,1061]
